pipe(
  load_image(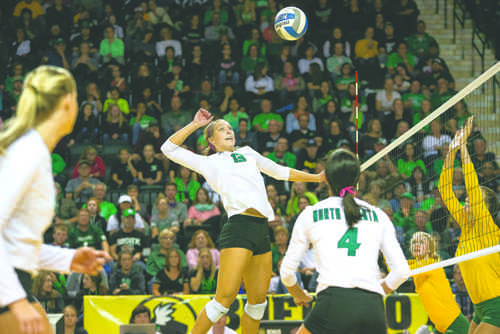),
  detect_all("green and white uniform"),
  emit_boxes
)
[281,197,410,334]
